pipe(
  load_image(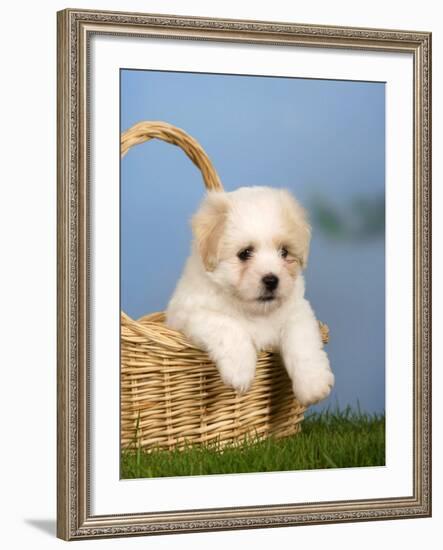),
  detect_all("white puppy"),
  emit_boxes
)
[166,186,334,406]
